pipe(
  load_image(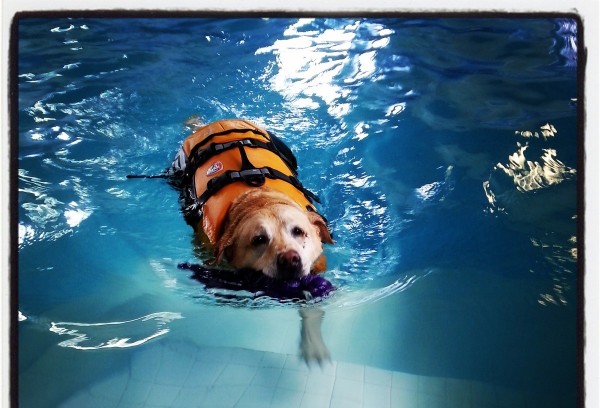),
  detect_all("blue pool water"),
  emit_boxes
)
[15,15,581,407]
